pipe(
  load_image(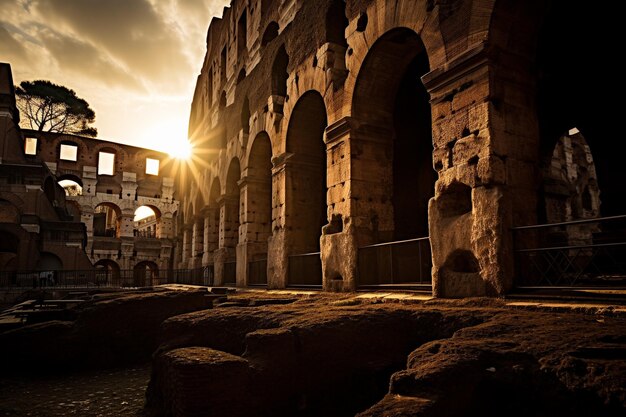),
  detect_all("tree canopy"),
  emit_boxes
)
[16,80,98,137]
